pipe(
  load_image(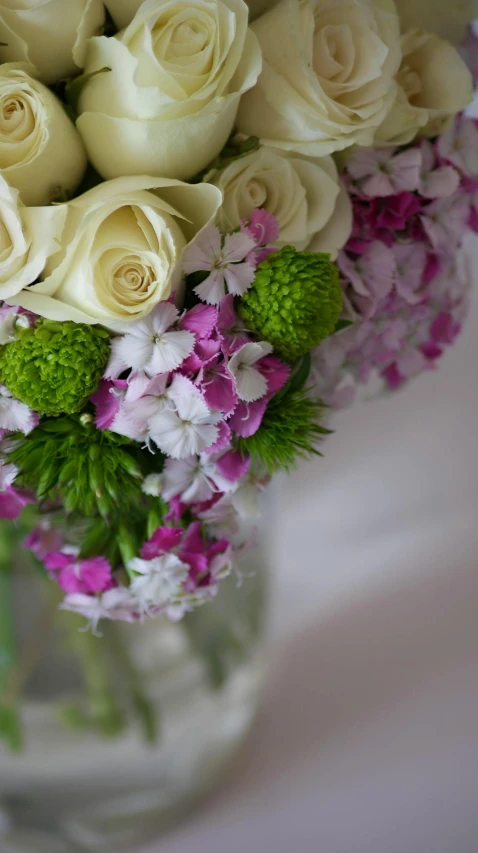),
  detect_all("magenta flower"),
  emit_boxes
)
[25,524,62,560]
[215,449,251,483]
[0,487,31,520]
[370,192,423,233]
[243,208,279,246]
[217,294,249,356]
[44,552,114,595]
[206,419,232,453]
[180,304,218,339]
[91,379,128,430]
[140,527,184,560]
[242,209,280,263]
[0,461,31,520]
[228,397,268,438]
[197,355,238,415]
[134,522,232,617]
